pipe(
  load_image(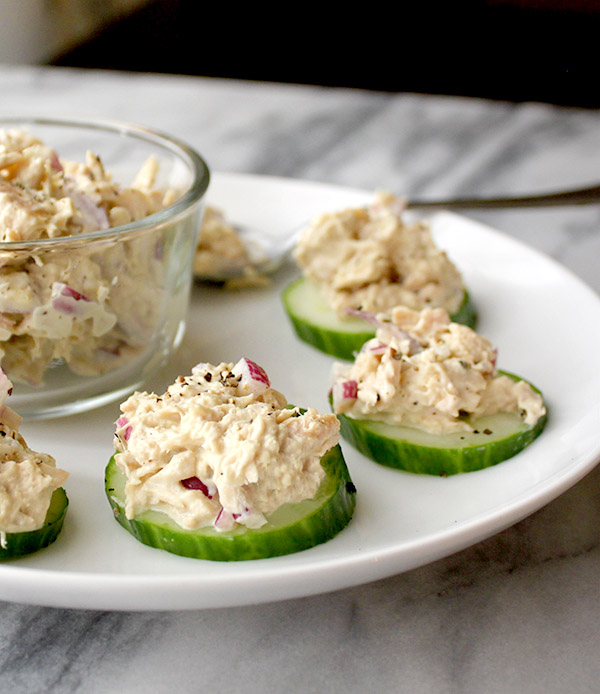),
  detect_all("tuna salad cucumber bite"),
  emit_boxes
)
[330,307,547,476]
[106,358,356,561]
[282,192,477,360]
[0,369,68,558]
